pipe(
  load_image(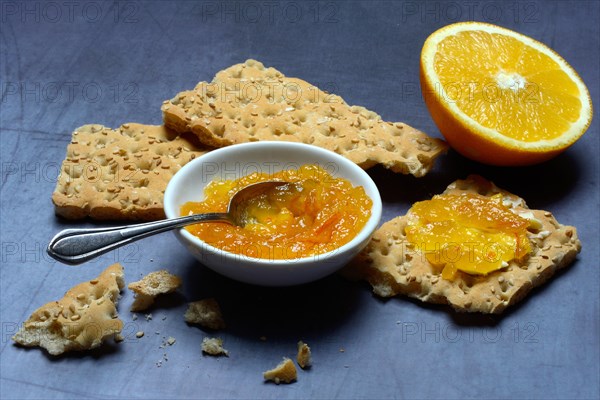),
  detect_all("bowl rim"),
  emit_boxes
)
[164,141,382,266]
